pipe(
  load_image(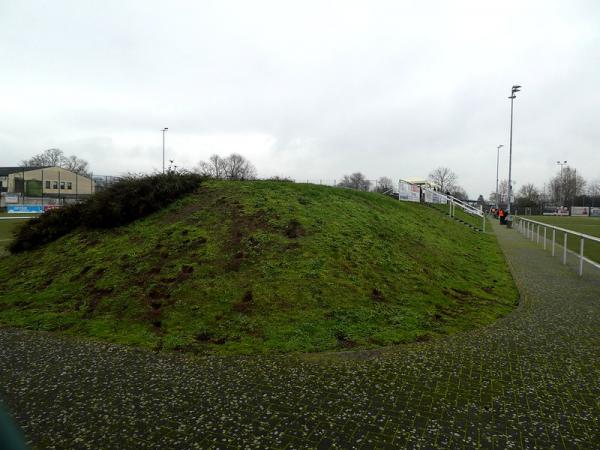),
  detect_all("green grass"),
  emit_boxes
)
[524,215,600,263]
[0,181,519,355]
